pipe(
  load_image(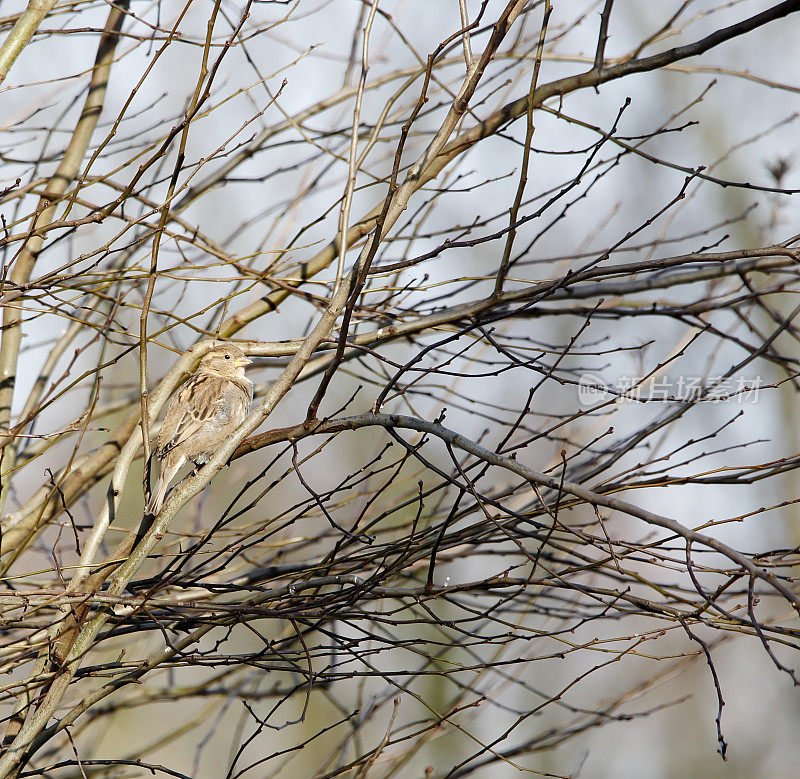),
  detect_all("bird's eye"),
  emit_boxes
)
[224,354,231,359]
